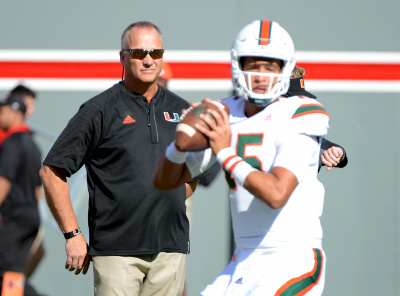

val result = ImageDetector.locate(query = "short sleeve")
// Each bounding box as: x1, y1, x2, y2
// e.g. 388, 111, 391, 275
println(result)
43, 102, 101, 177
290, 101, 330, 137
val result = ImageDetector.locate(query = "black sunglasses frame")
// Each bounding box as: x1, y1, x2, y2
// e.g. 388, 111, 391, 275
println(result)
122, 49, 164, 60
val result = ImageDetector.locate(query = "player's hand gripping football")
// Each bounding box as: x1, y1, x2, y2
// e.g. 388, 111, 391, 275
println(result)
195, 98, 231, 155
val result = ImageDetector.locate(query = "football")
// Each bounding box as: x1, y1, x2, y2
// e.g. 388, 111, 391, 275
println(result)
175, 101, 229, 151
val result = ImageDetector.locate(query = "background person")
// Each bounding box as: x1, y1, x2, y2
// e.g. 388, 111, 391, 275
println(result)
39, 21, 197, 296
3, 84, 45, 279
0, 84, 45, 280
0, 93, 43, 296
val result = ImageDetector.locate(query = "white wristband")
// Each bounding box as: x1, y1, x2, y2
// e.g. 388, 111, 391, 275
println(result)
165, 142, 189, 164
216, 147, 257, 186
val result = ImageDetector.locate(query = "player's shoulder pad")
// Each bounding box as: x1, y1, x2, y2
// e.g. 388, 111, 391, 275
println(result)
290, 97, 330, 137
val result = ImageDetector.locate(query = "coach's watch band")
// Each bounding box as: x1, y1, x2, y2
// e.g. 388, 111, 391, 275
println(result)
63, 227, 81, 239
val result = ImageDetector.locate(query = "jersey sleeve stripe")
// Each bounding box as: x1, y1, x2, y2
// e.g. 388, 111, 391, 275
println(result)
275, 248, 324, 296
292, 109, 330, 119
292, 104, 329, 119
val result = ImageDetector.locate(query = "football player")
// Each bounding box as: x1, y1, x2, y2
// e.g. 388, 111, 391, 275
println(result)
153, 20, 329, 295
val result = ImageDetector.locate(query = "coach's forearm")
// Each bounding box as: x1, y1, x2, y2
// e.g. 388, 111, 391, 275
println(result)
39, 165, 79, 233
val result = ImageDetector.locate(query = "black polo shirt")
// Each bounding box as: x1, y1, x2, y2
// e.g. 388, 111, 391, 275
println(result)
44, 83, 190, 256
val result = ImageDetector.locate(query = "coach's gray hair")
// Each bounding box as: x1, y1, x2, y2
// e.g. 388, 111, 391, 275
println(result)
121, 21, 163, 49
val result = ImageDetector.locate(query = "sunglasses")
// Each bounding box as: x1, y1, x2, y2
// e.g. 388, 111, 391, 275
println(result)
122, 48, 164, 60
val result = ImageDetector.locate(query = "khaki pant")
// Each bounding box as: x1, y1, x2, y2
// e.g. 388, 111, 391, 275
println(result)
93, 253, 187, 296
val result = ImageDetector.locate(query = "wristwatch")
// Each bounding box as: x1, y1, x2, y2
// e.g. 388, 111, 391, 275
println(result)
63, 227, 81, 239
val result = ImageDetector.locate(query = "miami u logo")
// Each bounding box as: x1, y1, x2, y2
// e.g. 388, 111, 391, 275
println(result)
164, 112, 180, 122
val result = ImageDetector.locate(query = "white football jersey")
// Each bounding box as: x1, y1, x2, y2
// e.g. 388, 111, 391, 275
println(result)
222, 95, 330, 251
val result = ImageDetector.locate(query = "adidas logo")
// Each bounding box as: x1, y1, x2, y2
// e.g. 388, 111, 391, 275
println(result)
264, 114, 271, 121
123, 115, 135, 124
235, 277, 243, 284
